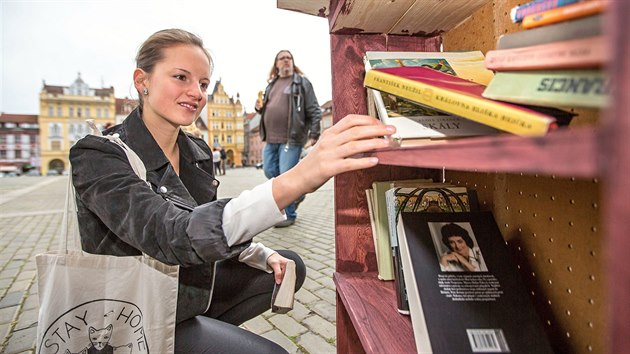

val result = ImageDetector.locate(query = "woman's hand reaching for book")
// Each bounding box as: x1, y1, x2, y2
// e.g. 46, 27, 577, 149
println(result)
272, 114, 395, 210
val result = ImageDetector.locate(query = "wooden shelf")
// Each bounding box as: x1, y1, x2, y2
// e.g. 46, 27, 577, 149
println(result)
278, 0, 490, 35
371, 126, 598, 178
334, 272, 416, 354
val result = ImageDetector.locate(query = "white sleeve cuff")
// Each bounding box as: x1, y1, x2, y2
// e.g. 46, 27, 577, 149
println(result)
222, 178, 285, 247
238, 242, 276, 272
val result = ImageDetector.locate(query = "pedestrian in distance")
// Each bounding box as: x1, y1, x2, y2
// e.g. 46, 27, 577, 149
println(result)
255, 49, 321, 228
70, 28, 396, 354
212, 146, 222, 176
220, 146, 227, 175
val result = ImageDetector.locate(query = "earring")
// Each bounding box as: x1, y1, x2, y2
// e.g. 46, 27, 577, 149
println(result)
143, 87, 149, 95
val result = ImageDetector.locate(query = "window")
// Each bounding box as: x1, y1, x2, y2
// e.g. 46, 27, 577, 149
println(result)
227, 112, 233, 118
85, 107, 90, 118
51, 140, 62, 150
6, 150, 15, 159
97, 108, 102, 118
213, 136, 219, 146
69, 107, 74, 117
226, 123, 233, 130
104, 109, 110, 118
48, 106, 54, 116
15, 150, 22, 159
237, 136, 244, 143
6, 135, 15, 144
5, 123, 16, 128
57, 106, 62, 116
22, 150, 30, 159
49, 123, 62, 138
227, 135, 233, 144
237, 123, 243, 129
212, 122, 219, 130
21, 135, 30, 144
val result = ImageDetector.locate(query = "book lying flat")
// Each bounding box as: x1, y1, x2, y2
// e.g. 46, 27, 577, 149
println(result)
497, 14, 602, 49
364, 66, 563, 136
369, 88, 501, 145
271, 259, 296, 314
483, 70, 608, 109
510, 0, 580, 23
397, 211, 554, 353
486, 35, 609, 71
522, 0, 606, 29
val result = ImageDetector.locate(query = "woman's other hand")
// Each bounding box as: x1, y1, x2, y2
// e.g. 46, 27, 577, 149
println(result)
267, 252, 290, 284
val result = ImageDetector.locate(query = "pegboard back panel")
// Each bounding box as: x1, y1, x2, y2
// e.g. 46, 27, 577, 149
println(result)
442, 0, 522, 53
442, 0, 601, 128
448, 170, 605, 354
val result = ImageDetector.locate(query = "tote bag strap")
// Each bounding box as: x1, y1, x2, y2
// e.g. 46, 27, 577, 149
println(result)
86, 119, 149, 185
59, 170, 81, 252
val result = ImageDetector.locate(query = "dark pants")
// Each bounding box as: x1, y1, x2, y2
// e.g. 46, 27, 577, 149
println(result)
174, 250, 306, 353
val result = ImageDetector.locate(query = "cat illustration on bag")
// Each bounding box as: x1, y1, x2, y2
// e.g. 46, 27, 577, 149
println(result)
64, 324, 133, 354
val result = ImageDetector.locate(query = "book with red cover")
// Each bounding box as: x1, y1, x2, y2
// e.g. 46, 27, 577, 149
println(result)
365, 66, 573, 136
486, 35, 609, 71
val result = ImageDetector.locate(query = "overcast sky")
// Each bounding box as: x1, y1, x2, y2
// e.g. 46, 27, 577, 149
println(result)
1, 0, 332, 115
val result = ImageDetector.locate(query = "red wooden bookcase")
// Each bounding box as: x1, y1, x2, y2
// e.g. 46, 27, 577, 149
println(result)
278, 1, 629, 353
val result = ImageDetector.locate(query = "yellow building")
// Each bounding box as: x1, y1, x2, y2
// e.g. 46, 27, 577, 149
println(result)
206, 80, 245, 167
39, 73, 115, 175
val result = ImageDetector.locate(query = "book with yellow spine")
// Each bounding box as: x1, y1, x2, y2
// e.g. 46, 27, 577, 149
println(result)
364, 66, 562, 136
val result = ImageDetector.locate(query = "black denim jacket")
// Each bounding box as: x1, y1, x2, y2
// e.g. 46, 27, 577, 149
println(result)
69, 108, 250, 323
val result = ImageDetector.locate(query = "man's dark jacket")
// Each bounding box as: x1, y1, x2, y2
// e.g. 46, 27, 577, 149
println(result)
258, 73, 321, 145
69, 108, 250, 323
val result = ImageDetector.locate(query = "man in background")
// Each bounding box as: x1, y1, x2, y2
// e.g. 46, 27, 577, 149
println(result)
255, 50, 321, 227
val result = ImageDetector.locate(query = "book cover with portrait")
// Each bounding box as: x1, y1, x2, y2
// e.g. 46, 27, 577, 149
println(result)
396, 211, 554, 353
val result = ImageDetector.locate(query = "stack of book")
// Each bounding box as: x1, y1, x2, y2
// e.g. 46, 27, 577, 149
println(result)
363, 51, 501, 146
482, 0, 609, 109
367, 178, 555, 353
365, 179, 479, 311
364, 52, 575, 139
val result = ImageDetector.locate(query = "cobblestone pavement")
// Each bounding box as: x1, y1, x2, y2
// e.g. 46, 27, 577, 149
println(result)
0, 168, 337, 354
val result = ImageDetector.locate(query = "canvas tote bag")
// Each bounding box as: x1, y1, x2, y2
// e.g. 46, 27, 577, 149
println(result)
36, 124, 179, 354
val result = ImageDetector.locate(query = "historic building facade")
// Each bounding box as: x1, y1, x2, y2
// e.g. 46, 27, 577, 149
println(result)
39, 73, 115, 174
206, 80, 245, 167
243, 112, 263, 166
0, 113, 40, 175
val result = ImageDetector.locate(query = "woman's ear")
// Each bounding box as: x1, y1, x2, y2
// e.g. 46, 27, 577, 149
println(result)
133, 68, 147, 93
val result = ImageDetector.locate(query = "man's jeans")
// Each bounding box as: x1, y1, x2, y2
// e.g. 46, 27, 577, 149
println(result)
263, 143, 303, 219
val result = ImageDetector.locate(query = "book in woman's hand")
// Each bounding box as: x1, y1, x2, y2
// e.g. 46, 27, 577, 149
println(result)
271, 260, 296, 314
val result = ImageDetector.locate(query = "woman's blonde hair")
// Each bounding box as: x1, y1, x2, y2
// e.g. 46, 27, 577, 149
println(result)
135, 29, 213, 109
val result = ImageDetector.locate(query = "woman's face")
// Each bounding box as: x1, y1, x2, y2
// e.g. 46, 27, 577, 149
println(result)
447, 236, 469, 257
141, 44, 210, 128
